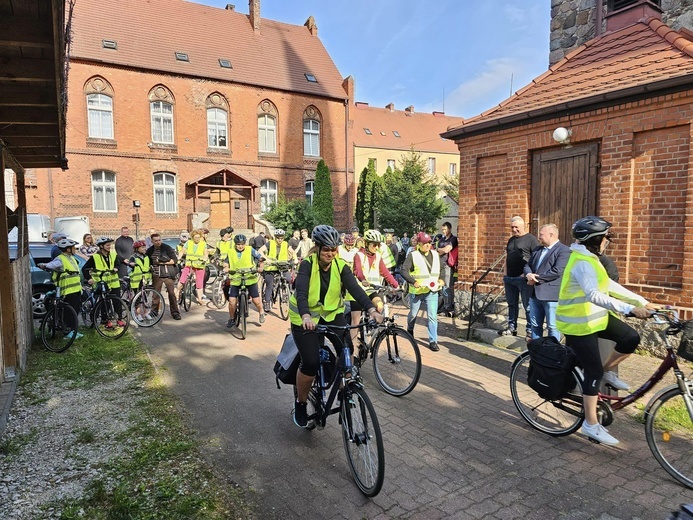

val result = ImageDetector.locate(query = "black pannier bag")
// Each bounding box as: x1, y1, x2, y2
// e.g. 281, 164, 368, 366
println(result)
274, 333, 301, 388
527, 336, 577, 400
678, 320, 693, 363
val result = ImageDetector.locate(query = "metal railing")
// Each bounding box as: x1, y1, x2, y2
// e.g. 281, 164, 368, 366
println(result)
465, 252, 506, 340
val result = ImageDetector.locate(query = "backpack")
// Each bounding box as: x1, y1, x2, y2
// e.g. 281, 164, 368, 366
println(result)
527, 336, 577, 400
273, 333, 301, 388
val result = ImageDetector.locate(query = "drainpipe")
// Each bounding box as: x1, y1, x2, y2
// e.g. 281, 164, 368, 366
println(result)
344, 98, 350, 227
47, 168, 55, 223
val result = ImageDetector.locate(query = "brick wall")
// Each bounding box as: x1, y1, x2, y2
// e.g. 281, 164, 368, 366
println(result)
454, 89, 693, 313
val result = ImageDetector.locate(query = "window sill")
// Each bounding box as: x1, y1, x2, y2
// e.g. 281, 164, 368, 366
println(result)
86, 138, 117, 149
149, 142, 178, 153
207, 147, 231, 156
303, 156, 321, 163
258, 152, 280, 162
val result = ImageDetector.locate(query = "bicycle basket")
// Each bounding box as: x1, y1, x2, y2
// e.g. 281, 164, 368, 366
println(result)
677, 320, 693, 363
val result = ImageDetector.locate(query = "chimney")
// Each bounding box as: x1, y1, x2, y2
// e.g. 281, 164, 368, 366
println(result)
342, 76, 354, 104
404, 105, 414, 113
304, 16, 318, 36
606, 0, 662, 32
225, 4, 235, 11
385, 103, 394, 111
432, 111, 445, 117
249, 0, 260, 31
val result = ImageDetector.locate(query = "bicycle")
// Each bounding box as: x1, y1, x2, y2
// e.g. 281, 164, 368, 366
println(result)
295, 321, 385, 497
211, 270, 228, 309
229, 267, 259, 340
86, 269, 131, 339
178, 272, 196, 312
355, 284, 421, 396
39, 270, 79, 353
260, 260, 293, 321
130, 276, 165, 327
509, 309, 693, 489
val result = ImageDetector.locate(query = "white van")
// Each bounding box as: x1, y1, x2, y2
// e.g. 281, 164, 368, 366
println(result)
8, 213, 51, 243
55, 216, 90, 243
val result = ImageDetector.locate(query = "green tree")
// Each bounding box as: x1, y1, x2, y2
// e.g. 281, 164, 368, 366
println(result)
312, 159, 334, 225
377, 150, 448, 236
437, 170, 460, 203
354, 158, 378, 231
263, 192, 315, 232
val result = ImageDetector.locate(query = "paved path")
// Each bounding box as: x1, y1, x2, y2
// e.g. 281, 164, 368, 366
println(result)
134, 298, 691, 519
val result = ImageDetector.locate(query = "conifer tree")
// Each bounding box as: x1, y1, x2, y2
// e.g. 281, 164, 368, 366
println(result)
312, 159, 334, 226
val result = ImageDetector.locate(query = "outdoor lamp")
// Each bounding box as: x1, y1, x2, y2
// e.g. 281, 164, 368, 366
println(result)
133, 200, 141, 208
552, 127, 572, 144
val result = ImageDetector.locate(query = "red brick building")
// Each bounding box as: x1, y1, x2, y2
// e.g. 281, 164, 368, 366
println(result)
28, 0, 351, 237
443, 1, 693, 314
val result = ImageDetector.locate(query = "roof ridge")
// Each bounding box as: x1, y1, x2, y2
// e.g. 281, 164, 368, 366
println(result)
647, 17, 693, 58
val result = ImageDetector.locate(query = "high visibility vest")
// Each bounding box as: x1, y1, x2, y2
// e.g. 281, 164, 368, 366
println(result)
184, 240, 207, 269
264, 240, 289, 271
217, 240, 232, 262
176, 242, 186, 258
228, 246, 258, 286
289, 254, 346, 325
52, 254, 81, 296
337, 245, 357, 268
129, 255, 151, 290
556, 251, 610, 336
380, 243, 396, 269
93, 251, 120, 289
408, 249, 440, 294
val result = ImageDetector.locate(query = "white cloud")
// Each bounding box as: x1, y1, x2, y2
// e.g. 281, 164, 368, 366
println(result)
503, 4, 527, 25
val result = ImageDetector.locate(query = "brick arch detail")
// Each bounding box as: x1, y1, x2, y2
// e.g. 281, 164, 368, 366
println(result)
148, 84, 175, 104
206, 92, 229, 111
84, 76, 115, 97
303, 105, 322, 123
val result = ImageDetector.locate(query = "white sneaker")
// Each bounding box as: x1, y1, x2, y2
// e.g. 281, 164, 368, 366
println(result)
602, 370, 630, 391
580, 421, 619, 446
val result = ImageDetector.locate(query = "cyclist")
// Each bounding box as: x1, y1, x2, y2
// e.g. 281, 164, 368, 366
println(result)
176, 231, 190, 259
129, 240, 153, 320
337, 233, 358, 267
259, 229, 293, 313
556, 216, 655, 446
224, 234, 266, 327
288, 224, 384, 428
82, 237, 125, 328
38, 238, 83, 340
215, 226, 234, 262
176, 229, 208, 305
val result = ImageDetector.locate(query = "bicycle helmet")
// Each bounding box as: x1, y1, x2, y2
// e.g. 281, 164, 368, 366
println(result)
343, 233, 355, 246
312, 225, 340, 248
364, 229, 383, 244
416, 232, 432, 244
234, 234, 247, 244
96, 237, 114, 246
274, 229, 286, 237
57, 238, 78, 249
133, 240, 146, 249
572, 216, 612, 242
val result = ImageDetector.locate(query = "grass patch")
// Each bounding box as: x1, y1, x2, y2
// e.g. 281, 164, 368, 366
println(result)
0, 428, 38, 455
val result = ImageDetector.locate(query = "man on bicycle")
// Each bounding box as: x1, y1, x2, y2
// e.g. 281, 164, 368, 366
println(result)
224, 234, 265, 328
288, 225, 383, 428
82, 237, 125, 328
557, 216, 655, 445
258, 229, 293, 313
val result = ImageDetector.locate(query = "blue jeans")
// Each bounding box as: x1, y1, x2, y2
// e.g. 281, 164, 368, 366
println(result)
503, 275, 531, 334
529, 297, 560, 341
407, 291, 439, 343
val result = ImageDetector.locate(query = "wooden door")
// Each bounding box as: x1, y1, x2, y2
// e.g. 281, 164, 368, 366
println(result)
531, 143, 599, 243
209, 189, 230, 229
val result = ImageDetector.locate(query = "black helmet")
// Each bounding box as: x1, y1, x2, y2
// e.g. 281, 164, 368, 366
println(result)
312, 225, 340, 248
572, 216, 612, 242
233, 234, 247, 244
220, 226, 233, 237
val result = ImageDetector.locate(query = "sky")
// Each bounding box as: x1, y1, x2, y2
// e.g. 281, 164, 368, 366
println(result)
193, 0, 551, 118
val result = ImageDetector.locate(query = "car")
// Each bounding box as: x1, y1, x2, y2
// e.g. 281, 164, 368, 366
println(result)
9, 242, 86, 318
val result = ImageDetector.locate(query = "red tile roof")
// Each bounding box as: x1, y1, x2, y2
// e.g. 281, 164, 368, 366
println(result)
69, 0, 348, 100
444, 17, 693, 138
351, 104, 463, 153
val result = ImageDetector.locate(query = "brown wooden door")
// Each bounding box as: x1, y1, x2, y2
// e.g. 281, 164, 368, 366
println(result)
531, 143, 599, 243
209, 189, 231, 229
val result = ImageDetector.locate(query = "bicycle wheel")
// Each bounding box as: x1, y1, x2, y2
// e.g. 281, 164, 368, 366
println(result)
645, 386, 693, 489
80, 295, 95, 328
182, 279, 192, 312
131, 288, 165, 327
340, 385, 385, 497
94, 296, 130, 339
211, 278, 227, 309
205, 263, 218, 286
372, 327, 421, 396
239, 292, 247, 340
40, 302, 78, 353
509, 351, 584, 436
278, 282, 289, 321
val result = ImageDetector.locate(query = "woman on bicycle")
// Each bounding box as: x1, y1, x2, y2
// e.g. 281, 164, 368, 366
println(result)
557, 216, 655, 445
259, 228, 293, 313
224, 234, 265, 328
177, 229, 208, 305
289, 225, 384, 428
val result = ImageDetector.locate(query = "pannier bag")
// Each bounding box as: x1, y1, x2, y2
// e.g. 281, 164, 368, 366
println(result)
678, 320, 693, 363
527, 336, 577, 400
274, 333, 301, 388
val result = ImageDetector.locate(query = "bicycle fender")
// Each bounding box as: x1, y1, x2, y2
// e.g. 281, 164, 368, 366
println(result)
643, 384, 680, 414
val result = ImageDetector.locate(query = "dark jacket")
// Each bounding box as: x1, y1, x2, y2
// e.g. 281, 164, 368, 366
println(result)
146, 243, 179, 279
522, 241, 571, 301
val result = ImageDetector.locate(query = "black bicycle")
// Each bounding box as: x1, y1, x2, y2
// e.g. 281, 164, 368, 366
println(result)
260, 261, 293, 321
86, 270, 130, 339
230, 267, 258, 340
130, 276, 165, 327
39, 271, 79, 353
178, 272, 195, 312
211, 271, 228, 309
295, 321, 385, 497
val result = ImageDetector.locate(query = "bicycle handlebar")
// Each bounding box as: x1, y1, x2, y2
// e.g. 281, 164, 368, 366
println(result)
308, 320, 379, 335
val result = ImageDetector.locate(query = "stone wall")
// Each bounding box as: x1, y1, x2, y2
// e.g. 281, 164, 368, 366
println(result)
550, 0, 693, 66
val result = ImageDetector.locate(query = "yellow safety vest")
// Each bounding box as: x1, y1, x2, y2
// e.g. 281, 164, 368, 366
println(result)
52, 254, 81, 296
337, 245, 357, 268
556, 251, 610, 336
93, 251, 120, 289
217, 240, 232, 262
408, 249, 440, 294
185, 240, 207, 269
228, 246, 258, 286
264, 240, 289, 272
380, 243, 396, 269
289, 254, 346, 325
129, 255, 151, 290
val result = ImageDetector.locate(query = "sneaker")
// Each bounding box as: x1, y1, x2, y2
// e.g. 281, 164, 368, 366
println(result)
429, 342, 440, 352
172, 313, 182, 321
259, 313, 266, 324
580, 421, 619, 446
226, 318, 235, 328
293, 401, 308, 428
116, 319, 126, 327
602, 371, 630, 391
105, 320, 114, 330
498, 327, 517, 336
66, 330, 84, 340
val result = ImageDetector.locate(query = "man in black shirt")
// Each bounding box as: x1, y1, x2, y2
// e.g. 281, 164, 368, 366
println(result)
500, 216, 539, 338
146, 233, 181, 320
436, 221, 458, 314
114, 226, 134, 279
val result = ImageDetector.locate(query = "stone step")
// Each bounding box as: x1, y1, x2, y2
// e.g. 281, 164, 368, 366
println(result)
484, 313, 528, 332
472, 327, 527, 352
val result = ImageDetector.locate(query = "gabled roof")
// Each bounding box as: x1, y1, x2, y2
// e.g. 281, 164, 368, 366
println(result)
443, 17, 693, 139
70, 0, 347, 101
351, 104, 463, 153
186, 168, 258, 188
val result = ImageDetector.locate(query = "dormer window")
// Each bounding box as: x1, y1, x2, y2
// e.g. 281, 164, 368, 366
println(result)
380, 131, 386, 136
305, 73, 317, 83
102, 39, 117, 50
175, 52, 189, 62
393, 131, 401, 138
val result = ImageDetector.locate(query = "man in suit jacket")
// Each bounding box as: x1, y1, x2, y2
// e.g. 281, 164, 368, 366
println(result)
523, 223, 571, 341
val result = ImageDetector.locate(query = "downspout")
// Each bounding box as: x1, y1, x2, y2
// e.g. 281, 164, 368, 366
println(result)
47, 168, 55, 223
344, 98, 350, 227
595, 0, 604, 37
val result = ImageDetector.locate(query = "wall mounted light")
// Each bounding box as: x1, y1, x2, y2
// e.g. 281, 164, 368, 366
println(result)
552, 127, 572, 144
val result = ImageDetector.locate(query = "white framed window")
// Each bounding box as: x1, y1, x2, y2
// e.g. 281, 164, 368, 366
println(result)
303, 119, 320, 156
305, 180, 314, 205
207, 108, 228, 148
427, 157, 436, 175
258, 114, 276, 153
261, 179, 278, 213
87, 94, 114, 139
449, 163, 457, 176
150, 101, 174, 144
387, 159, 395, 170
153, 172, 177, 213
91, 170, 117, 212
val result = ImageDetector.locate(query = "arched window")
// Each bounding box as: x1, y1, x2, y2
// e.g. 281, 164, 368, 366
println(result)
260, 179, 278, 213
257, 100, 278, 153
148, 85, 175, 144
91, 170, 117, 211
84, 76, 115, 139
305, 180, 314, 205
303, 106, 322, 157
206, 93, 229, 148
153, 172, 177, 213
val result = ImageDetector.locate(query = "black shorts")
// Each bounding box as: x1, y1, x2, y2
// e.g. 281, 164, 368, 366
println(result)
226, 282, 259, 299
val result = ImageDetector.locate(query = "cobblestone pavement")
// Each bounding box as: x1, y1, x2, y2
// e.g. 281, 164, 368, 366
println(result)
134, 299, 692, 519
